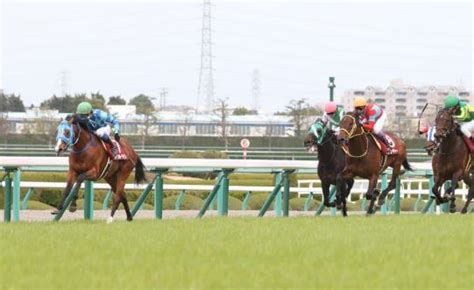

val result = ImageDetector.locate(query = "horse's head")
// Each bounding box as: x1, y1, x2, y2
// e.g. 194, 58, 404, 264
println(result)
337, 113, 359, 144
434, 108, 457, 142
54, 115, 79, 156
304, 120, 329, 152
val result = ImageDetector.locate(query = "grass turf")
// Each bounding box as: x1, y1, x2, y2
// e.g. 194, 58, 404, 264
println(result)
1, 215, 472, 290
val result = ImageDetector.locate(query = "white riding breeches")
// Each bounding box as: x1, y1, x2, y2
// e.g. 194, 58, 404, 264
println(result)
94, 125, 112, 138
372, 111, 386, 134
460, 120, 474, 138
427, 126, 436, 142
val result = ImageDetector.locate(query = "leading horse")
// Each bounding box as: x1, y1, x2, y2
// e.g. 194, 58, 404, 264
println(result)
304, 119, 354, 216
53, 115, 146, 222
337, 113, 412, 215
431, 109, 473, 213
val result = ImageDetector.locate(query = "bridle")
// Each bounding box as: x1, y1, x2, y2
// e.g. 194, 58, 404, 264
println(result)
56, 121, 82, 151
339, 115, 369, 158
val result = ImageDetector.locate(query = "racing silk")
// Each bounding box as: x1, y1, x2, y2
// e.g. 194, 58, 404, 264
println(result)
321, 106, 344, 131
87, 109, 120, 134
361, 103, 383, 131
454, 102, 474, 122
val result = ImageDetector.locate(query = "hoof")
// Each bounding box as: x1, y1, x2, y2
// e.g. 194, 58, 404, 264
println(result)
69, 205, 77, 213
127, 216, 133, 222
106, 216, 114, 224
449, 206, 456, 214
461, 209, 467, 214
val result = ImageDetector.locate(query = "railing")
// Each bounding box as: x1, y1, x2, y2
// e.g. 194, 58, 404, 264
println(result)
0, 144, 432, 161
2, 156, 462, 223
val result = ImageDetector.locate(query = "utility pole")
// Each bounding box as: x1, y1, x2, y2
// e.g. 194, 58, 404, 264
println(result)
197, 0, 214, 113
251, 69, 261, 112
328, 77, 336, 102
60, 70, 69, 97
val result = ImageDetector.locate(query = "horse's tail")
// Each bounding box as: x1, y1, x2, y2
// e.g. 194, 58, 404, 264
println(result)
402, 158, 413, 171
134, 156, 147, 184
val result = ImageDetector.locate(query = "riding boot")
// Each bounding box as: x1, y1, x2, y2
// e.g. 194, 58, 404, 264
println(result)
102, 135, 118, 158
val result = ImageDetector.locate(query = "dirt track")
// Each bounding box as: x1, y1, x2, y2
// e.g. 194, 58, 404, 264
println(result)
2, 210, 331, 222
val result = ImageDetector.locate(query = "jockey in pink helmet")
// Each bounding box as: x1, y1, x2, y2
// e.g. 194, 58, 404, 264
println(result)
320, 101, 345, 133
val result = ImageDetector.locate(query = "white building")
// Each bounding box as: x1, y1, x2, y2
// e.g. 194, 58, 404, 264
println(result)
341, 80, 473, 119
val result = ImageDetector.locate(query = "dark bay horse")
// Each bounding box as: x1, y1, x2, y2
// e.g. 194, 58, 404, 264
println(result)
336, 113, 412, 214
53, 115, 146, 222
431, 109, 473, 213
304, 120, 354, 216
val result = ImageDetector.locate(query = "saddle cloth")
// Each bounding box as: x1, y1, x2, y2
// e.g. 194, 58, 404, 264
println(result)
100, 140, 128, 160
462, 135, 474, 153
369, 134, 399, 156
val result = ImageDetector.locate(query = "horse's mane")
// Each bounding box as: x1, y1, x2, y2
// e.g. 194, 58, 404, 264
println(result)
69, 114, 91, 132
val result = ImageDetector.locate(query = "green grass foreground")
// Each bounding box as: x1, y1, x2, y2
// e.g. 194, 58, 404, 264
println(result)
1, 215, 473, 290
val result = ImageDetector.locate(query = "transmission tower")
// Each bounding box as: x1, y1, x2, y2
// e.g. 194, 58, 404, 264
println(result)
159, 88, 168, 109
251, 69, 261, 111
197, 0, 214, 113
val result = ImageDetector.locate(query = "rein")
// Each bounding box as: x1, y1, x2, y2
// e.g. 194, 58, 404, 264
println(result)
340, 115, 369, 158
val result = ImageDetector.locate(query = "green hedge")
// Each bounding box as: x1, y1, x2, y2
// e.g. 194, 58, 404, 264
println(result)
289, 197, 319, 211
163, 194, 204, 210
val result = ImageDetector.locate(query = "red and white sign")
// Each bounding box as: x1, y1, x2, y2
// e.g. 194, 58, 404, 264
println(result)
240, 138, 250, 160
240, 138, 250, 149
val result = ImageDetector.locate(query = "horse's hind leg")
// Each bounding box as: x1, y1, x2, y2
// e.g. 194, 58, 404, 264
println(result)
107, 168, 134, 223
461, 174, 473, 214
377, 165, 401, 208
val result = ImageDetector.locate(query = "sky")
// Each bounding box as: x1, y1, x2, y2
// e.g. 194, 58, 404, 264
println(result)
0, 0, 472, 113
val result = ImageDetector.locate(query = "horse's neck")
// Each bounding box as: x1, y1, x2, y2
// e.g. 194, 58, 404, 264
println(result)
72, 125, 92, 152
317, 136, 336, 162
347, 128, 367, 153
440, 131, 464, 153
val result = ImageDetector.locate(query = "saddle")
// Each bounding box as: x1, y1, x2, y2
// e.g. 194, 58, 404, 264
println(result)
462, 135, 474, 153
100, 140, 128, 160
369, 134, 399, 156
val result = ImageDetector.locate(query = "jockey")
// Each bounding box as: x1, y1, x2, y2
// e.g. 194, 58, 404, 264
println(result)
76, 101, 121, 157
321, 101, 344, 133
353, 96, 398, 155
444, 95, 474, 140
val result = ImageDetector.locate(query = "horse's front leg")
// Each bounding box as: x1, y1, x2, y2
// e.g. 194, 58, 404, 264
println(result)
431, 175, 446, 206
51, 170, 77, 215
321, 180, 334, 208
366, 175, 379, 215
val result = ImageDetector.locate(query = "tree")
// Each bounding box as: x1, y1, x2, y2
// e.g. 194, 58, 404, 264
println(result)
213, 98, 231, 150
90, 92, 107, 111
285, 98, 311, 137
129, 94, 155, 114
178, 108, 193, 148
233, 107, 257, 115
108, 96, 126, 105
0, 113, 9, 143
40, 93, 105, 113
0, 93, 26, 112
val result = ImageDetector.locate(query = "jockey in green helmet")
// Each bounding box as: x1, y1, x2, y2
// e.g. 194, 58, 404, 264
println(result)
76, 101, 121, 157
444, 95, 474, 140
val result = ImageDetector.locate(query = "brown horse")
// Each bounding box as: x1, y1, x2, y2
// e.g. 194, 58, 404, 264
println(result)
431, 109, 473, 213
53, 115, 146, 222
336, 113, 412, 214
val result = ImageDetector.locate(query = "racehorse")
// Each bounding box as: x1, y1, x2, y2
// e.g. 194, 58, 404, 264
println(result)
431, 109, 473, 213
53, 115, 146, 222
304, 119, 354, 216
336, 113, 412, 215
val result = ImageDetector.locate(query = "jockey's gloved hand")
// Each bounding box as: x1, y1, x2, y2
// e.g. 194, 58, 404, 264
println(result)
114, 133, 120, 142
